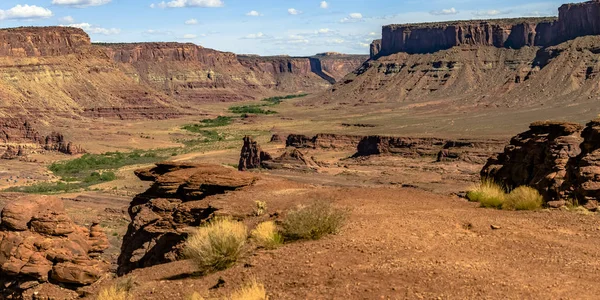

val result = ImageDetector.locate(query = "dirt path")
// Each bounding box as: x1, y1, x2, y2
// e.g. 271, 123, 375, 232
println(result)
106, 187, 600, 299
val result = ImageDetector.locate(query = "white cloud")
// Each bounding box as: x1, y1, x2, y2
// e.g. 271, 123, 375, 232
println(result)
320, 1, 328, 9
58, 16, 74, 23
151, 0, 224, 8
51, 0, 111, 8
183, 34, 197, 39
368, 32, 378, 36
0, 5, 53, 20
330, 38, 344, 44
340, 13, 363, 23
473, 9, 509, 17
246, 10, 262, 16
144, 29, 173, 35
317, 28, 331, 34
184, 18, 198, 25
243, 32, 267, 39
288, 8, 302, 15
359, 42, 370, 48
65, 23, 120, 35
430, 8, 459, 16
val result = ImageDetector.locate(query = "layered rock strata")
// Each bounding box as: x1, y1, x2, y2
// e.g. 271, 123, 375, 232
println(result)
118, 162, 257, 274
482, 120, 600, 207
379, 1, 600, 56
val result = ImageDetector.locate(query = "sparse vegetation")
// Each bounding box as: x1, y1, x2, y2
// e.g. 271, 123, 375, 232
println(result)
230, 279, 268, 300
251, 221, 283, 249
504, 186, 543, 211
97, 277, 135, 300
282, 201, 347, 241
254, 200, 267, 216
467, 179, 507, 209
184, 218, 248, 272
468, 179, 543, 211
4, 171, 117, 194
262, 93, 308, 105
182, 116, 233, 133
49, 151, 162, 177
229, 105, 277, 115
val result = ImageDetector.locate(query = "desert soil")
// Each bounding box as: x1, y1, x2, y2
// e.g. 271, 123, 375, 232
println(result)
85, 185, 600, 299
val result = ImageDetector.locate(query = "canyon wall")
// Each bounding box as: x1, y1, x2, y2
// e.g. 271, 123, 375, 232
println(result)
379, 1, 600, 56
0, 27, 366, 120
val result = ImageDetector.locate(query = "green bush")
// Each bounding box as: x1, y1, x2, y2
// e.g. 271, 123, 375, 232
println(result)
228, 105, 277, 115
262, 93, 308, 105
504, 186, 543, 211
282, 201, 347, 241
182, 116, 233, 133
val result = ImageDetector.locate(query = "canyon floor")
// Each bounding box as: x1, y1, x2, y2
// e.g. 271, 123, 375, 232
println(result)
2, 95, 600, 299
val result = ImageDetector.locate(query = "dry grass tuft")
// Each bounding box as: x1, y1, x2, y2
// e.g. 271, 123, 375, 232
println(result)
251, 221, 283, 249
282, 201, 347, 241
504, 186, 543, 211
230, 279, 268, 300
185, 292, 205, 300
467, 179, 507, 209
97, 287, 131, 300
184, 218, 248, 272
254, 200, 267, 216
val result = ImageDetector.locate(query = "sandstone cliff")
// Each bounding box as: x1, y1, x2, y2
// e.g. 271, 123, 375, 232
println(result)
0, 27, 367, 119
379, 1, 600, 56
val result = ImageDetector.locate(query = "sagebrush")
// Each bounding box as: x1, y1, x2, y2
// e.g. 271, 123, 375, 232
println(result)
282, 201, 347, 241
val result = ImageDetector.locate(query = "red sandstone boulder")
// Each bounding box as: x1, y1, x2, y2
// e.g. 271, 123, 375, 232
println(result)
0, 195, 109, 296
119, 162, 257, 274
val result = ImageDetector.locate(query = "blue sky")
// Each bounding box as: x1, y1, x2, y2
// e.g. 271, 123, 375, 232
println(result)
0, 0, 585, 56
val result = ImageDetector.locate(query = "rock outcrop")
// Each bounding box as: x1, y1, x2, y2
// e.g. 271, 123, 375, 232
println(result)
118, 162, 257, 274
238, 136, 272, 171
0, 195, 109, 296
262, 149, 319, 171
378, 1, 600, 56
482, 122, 584, 200
286, 134, 364, 150
0, 118, 84, 156
482, 119, 600, 208
370, 39, 382, 59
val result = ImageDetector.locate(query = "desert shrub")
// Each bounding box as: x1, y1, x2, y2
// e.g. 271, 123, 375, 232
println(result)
184, 218, 247, 272
254, 200, 267, 216
185, 293, 205, 300
467, 179, 506, 209
282, 201, 347, 241
97, 286, 131, 300
230, 279, 267, 300
251, 221, 283, 249
504, 186, 543, 211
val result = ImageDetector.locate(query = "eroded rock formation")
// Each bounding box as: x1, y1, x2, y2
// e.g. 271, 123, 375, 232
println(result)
482, 122, 584, 200
238, 136, 272, 171
0, 118, 84, 156
0, 195, 109, 296
262, 149, 319, 171
482, 119, 600, 208
118, 162, 257, 274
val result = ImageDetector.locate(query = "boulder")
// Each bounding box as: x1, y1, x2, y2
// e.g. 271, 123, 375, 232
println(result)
0, 195, 109, 297
118, 162, 257, 274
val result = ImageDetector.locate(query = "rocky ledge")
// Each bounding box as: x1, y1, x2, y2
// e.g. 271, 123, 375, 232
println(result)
482, 120, 600, 209
0, 195, 109, 297
118, 162, 257, 274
